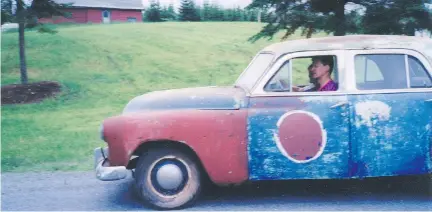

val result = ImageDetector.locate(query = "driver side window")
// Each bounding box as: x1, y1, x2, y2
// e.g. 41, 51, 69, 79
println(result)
264, 55, 339, 92
264, 61, 290, 92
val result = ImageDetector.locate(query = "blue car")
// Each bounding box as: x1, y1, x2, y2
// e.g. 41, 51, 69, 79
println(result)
94, 35, 432, 210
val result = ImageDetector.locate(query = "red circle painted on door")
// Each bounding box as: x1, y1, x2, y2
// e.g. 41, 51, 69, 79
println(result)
274, 110, 326, 163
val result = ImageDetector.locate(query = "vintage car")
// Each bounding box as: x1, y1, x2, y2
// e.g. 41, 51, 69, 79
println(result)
94, 35, 432, 210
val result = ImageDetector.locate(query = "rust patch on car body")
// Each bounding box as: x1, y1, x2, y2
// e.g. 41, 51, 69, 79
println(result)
102, 109, 249, 185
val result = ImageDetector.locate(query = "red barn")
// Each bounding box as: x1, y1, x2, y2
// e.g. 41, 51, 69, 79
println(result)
39, 0, 144, 24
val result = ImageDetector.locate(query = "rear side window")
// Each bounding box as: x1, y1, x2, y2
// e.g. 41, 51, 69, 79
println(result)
355, 55, 384, 84
408, 55, 432, 88
354, 54, 432, 90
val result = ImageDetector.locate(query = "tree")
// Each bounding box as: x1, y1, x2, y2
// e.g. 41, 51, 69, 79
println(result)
247, 0, 432, 42
144, 0, 162, 22
9, 0, 71, 84
361, 0, 432, 35
165, 3, 177, 21
179, 0, 200, 21
244, 8, 258, 22
201, 0, 211, 21
345, 9, 363, 34
208, 3, 223, 21
1, 0, 14, 24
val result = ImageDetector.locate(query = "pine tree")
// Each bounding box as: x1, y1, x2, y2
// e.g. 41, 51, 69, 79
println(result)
233, 7, 242, 21
223, 8, 232, 21
202, 0, 211, 21
179, 0, 200, 21
362, 0, 432, 35
208, 3, 216, 21
1, 0, 14, 24
159, 2, 176, 21
213, 4, 224, 21
247, 0, 432, 42
144, 0, 162, 22
245, 8, 258, 22
167, 3, 177, 20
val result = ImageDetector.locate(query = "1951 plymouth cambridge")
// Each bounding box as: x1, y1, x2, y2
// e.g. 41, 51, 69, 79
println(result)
94, 35, 432, 210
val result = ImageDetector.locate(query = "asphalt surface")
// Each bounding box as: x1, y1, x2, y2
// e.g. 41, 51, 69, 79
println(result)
2, 170, 432, 211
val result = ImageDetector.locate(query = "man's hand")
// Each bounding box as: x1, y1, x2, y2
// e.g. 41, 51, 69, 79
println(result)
292, 86, 301, 92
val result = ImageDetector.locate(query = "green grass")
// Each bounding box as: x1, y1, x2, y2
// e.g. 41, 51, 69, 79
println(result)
1, 22, 327, 172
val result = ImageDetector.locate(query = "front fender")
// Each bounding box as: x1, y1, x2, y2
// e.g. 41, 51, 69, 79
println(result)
102, 109, 249, 184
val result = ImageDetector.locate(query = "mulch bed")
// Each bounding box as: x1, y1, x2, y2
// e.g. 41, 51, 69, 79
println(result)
1, 81, 62, 105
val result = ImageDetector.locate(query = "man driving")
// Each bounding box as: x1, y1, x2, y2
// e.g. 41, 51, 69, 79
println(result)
299, 64, 318, 92
294, 56, 338, 92
310, 56, 338, 91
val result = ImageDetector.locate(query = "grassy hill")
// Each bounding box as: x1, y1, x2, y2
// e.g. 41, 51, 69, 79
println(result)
1, 22, 320, 172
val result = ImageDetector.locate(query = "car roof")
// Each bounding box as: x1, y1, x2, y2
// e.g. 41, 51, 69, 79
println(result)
260, 35, 432, 60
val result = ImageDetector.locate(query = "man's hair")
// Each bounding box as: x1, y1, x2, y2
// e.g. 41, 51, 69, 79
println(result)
312, 56, 334, 74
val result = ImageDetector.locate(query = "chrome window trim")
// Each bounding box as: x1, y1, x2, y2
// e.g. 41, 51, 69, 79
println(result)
250, 88, 432, 97
250, 50, 347, 96
289, 60, 293, 92
249, 48, 432, 97
405, 55, 411, 88
407, 54, 432, 87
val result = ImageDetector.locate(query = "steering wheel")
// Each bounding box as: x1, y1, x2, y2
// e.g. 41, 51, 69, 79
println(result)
276, 79, 289, 90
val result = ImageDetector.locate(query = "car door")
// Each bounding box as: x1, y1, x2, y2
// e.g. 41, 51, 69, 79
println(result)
346, 49, 432, 178
246, 50, 352, 181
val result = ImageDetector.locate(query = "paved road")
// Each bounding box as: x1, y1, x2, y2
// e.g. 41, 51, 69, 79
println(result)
2, 171, 432, 211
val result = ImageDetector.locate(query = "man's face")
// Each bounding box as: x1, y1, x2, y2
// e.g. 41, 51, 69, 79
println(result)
311, 60, 330, 79
308, 66, 315, 83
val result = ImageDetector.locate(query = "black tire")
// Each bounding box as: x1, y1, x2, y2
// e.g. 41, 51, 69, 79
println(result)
134, 147, 202, 210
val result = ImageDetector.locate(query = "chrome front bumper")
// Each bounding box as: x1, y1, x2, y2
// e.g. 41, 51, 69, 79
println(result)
94, 147, 128, 181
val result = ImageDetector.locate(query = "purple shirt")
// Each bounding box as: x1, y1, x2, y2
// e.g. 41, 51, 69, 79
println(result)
318, 80, 338, 91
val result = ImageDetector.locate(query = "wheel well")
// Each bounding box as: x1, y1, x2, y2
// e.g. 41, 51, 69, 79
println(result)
127, 140, 213, 184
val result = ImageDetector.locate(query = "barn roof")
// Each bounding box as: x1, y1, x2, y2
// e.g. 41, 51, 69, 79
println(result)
55, 0, 144, 10
261, 35, 432, 61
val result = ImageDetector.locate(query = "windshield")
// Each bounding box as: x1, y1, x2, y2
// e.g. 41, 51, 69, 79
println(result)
235, 53, 274, 91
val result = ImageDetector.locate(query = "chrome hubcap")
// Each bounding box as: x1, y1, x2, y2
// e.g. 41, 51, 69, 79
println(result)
150, 158, 189, 196
156, 163, 184, 190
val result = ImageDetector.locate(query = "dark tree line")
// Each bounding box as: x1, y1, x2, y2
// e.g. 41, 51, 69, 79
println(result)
143, 0, 432, 41
143, 0, 263, 22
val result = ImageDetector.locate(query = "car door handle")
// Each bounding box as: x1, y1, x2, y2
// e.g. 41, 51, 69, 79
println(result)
426, 99, 432, 102
330, 101, 348, 108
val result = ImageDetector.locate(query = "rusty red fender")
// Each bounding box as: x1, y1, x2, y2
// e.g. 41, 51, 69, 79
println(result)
102, 109, 249, 184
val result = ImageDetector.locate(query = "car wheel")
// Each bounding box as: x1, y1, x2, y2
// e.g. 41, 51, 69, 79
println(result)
134, 147, 202, 210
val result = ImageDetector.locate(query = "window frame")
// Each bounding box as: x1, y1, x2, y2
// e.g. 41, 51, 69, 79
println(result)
263, 60, 292, 92
353, 53, 408, 90
234, 52, 275, 93
251, 50, 347, 97
345, 49, 432, 94
407, 55, 432, 88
